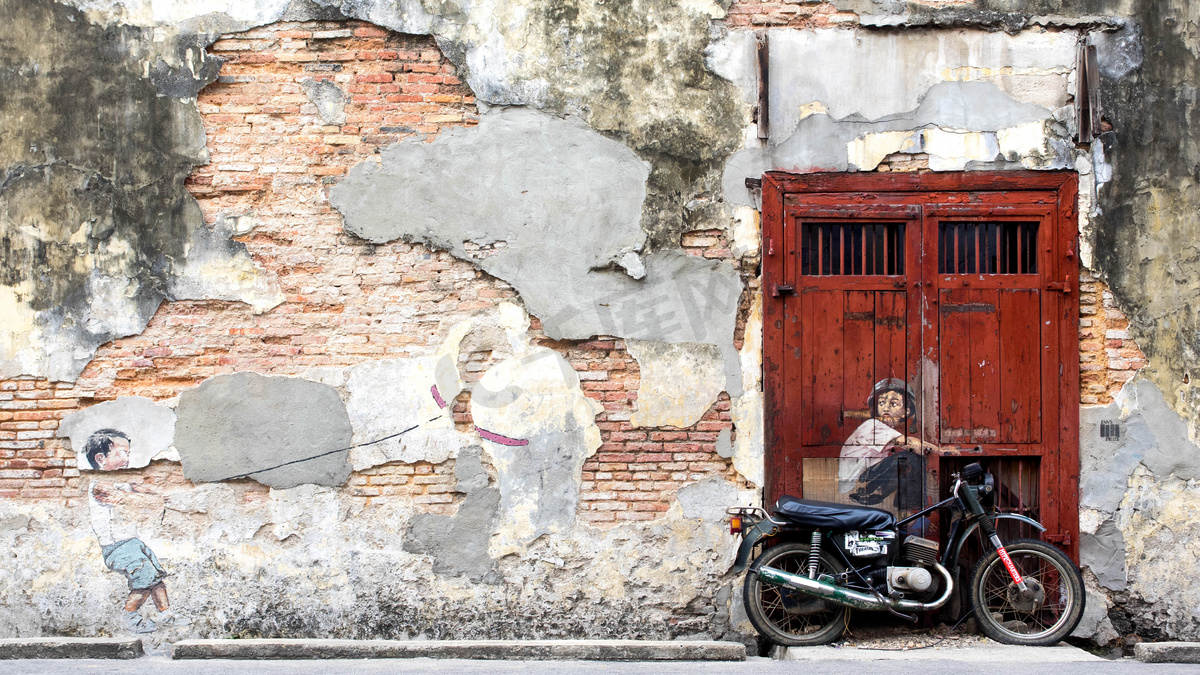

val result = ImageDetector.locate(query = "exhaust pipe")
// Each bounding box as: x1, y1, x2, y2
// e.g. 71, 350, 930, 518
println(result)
756, 563, 954, 612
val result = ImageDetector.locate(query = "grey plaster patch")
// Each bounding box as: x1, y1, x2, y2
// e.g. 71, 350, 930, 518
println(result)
455, 444, 490, 493
404, 445, 500, 581
332, 107, 648, 254
627, 340, 725, 429
58, 397, 176, 470
677, 478, 738, 521
332, 107, 744, 392
300, 78, 347, 126
715, 428, 733, 459
1081, 518, 1128, 591
174, 372, 352, 488
1124, 379, 1200, 480
1080, 400, 1146, 513
1081, 378, 1200, 513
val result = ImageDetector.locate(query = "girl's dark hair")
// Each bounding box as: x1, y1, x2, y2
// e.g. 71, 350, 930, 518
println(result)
84, 429, 130, 470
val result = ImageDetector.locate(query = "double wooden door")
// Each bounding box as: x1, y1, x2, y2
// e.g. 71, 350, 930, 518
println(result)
762, 172, 1080, 560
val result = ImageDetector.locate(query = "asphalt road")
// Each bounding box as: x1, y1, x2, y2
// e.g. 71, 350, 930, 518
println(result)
0, 658, 1197, 675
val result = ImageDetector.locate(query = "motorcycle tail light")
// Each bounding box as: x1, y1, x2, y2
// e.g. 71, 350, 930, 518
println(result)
729, 516, 742, 535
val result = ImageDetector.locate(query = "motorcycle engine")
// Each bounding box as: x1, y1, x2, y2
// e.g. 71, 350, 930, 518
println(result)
885, 535, 940, 595
887, 566, 933, 593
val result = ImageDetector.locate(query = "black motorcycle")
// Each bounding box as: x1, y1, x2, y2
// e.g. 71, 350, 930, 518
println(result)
727, 462, 1085, 646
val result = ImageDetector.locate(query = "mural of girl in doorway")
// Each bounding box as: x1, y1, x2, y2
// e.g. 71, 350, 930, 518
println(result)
839, 378, 949, 514
85, 429, 187, 633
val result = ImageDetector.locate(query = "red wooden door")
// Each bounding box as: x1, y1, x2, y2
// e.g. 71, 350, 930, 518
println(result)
762, 172, 1080, 560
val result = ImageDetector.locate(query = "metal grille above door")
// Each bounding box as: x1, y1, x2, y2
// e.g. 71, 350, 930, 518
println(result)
801, 222, 906, 276
938, 221, 1038, 274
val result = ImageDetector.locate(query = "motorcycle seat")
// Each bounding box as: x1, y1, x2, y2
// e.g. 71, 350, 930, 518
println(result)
772, 496, 896, 531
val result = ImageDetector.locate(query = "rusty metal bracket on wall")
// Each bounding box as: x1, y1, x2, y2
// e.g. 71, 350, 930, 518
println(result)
1076, 43, 1102, 143
756, 31, 769, 141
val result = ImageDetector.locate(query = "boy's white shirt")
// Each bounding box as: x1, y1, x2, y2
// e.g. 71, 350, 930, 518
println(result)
837, 418, 902, 494
88, 481, 137, 546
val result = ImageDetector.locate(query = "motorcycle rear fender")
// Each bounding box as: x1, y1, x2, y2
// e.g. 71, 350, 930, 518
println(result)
732, 519, 779, 573
945, 513, 1045, 570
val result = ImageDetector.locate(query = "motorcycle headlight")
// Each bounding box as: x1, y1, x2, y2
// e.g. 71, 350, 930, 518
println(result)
979, 472, 995, 507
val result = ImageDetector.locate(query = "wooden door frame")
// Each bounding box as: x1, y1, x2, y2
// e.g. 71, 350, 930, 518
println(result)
762, 170, 1080, 561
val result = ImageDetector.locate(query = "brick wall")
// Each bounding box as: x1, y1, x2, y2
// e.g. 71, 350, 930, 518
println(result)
1079, 272, 1148, 405
725, 0, 859, 27
0, 20, 744, 517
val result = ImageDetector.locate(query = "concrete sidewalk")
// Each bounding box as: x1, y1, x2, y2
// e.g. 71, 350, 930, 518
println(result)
2, 654, 1198, 675
171, 638, 747, 661
0, 637, 143, 660
777, 642, 1102, 662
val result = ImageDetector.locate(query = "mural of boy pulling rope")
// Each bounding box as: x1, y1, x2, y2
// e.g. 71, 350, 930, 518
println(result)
85, 429, 187, 633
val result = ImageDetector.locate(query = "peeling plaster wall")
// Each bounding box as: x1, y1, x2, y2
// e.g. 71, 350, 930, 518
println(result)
66, 0, 747, 249
627, 340, 725, 429
0, 0, 281, 381
3, 0, 1200, 649
331, 107, 747, 393
1078, 377, 1200, 641
711, 28, 1080, 207
0, 463, 752, 644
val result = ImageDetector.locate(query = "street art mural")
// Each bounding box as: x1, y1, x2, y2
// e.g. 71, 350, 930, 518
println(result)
8, 0, 1200, 646
84, 429, 187, 633
838, 378, 938, 509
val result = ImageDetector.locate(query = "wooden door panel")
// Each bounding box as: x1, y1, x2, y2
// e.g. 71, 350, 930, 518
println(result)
802, 290, 911, 448
999, 289, 1042, 443
801, 289, 844, 446
939, 288, 974, 443
843, 291, 877, 432
969, 288, 1003, 445
876, 292, 908, 388
939, 288, 1044, 445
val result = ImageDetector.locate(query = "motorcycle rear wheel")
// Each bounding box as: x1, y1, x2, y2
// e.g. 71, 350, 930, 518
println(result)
744, 542, 847, 646
969, 538, 1085, 646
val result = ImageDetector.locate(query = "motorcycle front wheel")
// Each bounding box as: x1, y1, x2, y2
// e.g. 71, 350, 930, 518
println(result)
969, 538, 1085, 646
744, 542, 847, 646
